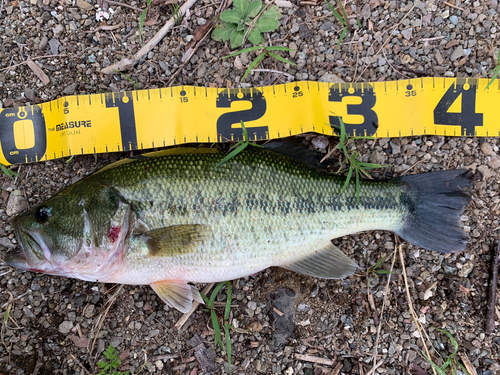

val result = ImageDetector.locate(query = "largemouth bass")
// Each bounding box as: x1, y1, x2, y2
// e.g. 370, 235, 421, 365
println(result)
5, 142, 471, 313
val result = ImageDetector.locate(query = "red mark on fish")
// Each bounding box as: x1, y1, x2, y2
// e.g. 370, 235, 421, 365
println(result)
108, 226, 121, 243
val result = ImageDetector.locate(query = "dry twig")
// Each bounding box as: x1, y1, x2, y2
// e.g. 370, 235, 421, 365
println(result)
368, 247, 397, 372
101, 0, 198, 73
486, 241, 499, 334
103, 0, 142, 12
89, 285, 124, 360
295, 353, 334, 366
399, 245, 438, 375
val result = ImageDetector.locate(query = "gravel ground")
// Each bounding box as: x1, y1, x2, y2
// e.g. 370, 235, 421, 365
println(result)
1, 0, 500, 374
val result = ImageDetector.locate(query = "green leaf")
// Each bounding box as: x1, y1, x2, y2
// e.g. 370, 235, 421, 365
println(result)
342, 165, 353, 192
224, 281, 232, 320
255, 16, 280, 33
484, 65, 499, 91
244, 0, 262, 18
220, 9, 244, 23
0, 164, 18, 181
210, 281, 227, 304
230, 29, 246, 48
223, 45, 263, 58
211, 309, 223, 349
212, 22, 237, 42
242, 51, 266, 80
225, 323, 232, 373
335, 26, 347, 50
248, 27, 263, 45
260, 5, 282, 21
236, 22, 246, 31
232, 0, 247, 16
268, 51, 296, 66
266, 46, 295, 51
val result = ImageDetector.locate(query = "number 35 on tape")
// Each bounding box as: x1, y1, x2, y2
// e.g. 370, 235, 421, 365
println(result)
0, 77, 498, 166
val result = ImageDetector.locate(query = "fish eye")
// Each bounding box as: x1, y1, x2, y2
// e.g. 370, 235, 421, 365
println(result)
34, 207, 51, 223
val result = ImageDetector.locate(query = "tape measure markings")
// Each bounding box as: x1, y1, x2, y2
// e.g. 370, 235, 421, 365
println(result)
0, 78, 499, 166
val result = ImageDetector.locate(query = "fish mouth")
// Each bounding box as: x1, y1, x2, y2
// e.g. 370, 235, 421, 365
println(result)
4, 247, 29, 270
7, 220, 51, 271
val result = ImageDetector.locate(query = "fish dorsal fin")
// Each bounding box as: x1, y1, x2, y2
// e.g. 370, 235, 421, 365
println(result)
151, 280, 203, 313
139, 224, 212, 257
96, 147, 218, 174
282, 243, 357, 279
264, 137, 323, 169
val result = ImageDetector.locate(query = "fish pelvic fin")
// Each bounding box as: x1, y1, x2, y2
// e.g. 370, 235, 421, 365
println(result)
151, 280, 203, 313
282, 243, 357, 279
140, 224, 212, 257
397, 170, 472, 253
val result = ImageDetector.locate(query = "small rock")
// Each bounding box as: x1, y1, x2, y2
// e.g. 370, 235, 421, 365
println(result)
434, 17, 444, 26
6, 190, 28, 216
435, 52, 444, 65
247, 301, 257, 310
459, 262, 474, 278
48, 38, 60, 55
197, 63, 207, 79
480, 142, 493, 155
85, 304, 95, 318
249, 322, 263, 332
63, 83, 78, 95
378, 138, 390, 147
318, 73, 345, 83
53, 24, 64, 38
76, 0, 93, 11
289, 42, 297, 58
450, 46, 465, 61
401, 28, 413, 40
370, 151, 386, 165
311, 135, 329, 151
196, 17, 206, 26
24, 88, 35, 100
59, 321, 74, 334
0, 237, 17, 249
234, 56, 243, 70
390, 139, 401, 154
450, 15, 459, 25
320, 22, 334, 32
488, 155, 500, 169
38, 36, 48, 50
478, 165, 495, 179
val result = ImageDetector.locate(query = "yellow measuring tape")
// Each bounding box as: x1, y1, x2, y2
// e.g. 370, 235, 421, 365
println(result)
0, 77, 498, 166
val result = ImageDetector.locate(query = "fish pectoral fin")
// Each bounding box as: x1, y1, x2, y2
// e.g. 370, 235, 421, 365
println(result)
140, 224, 212, 257
282, 243, 357, 279
151, 280, 203, 313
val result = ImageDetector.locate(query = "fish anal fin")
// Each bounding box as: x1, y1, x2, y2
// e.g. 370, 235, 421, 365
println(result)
151, 280, 203, 313
140, 224, 211, 257
282, 243, 357, 279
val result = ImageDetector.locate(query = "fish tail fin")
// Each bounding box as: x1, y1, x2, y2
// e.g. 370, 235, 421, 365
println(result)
396, 170, 472, 253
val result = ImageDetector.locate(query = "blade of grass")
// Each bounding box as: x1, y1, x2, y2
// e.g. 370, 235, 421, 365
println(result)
214, 143, 248, 169
210, 281, 227, 303
267, 51, 297, 65
0, 164, 18, 181
225, 323, 232, 373
224, 281, 232, 321
242, 51, 266, 81
266, 46, 296, 51
211, 309, 223, 348
335, 27, 347, 50
223, 45, 264, 58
